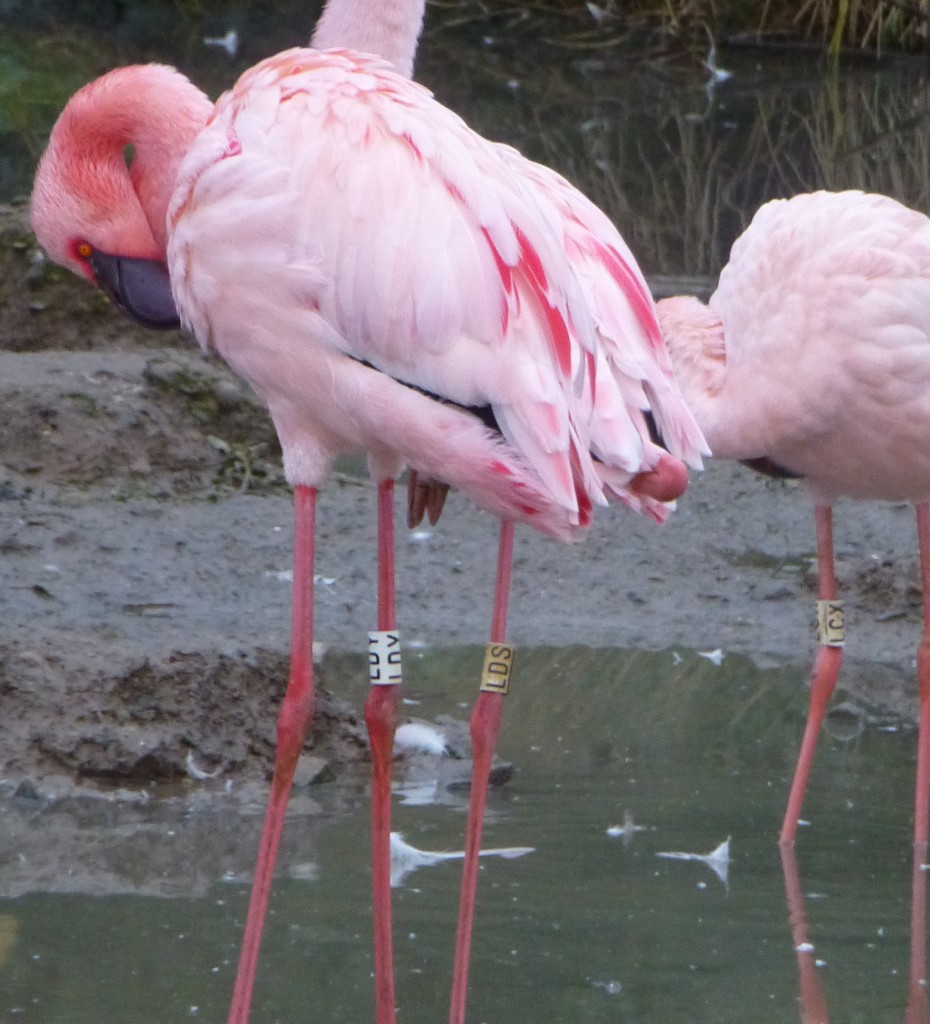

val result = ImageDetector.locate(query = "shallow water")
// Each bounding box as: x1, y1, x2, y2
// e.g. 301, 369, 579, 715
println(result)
2, 645, 925, 1022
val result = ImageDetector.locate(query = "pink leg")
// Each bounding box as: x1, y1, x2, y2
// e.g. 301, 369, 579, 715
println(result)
366, 479, 400, 1024
913, 502, 930, 848
780, 846, 831, 1024
448, 520, 516, 1024
780, 504, 844, 846
228, 485, 317, 1024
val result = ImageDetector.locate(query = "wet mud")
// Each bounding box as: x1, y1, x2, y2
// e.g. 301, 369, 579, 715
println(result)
0, 201, 924, 894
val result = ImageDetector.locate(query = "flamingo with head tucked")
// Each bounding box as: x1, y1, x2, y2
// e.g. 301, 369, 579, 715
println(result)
30, 12, 705, 1024
658, 189, 930, 850
315, 10, 705, 1015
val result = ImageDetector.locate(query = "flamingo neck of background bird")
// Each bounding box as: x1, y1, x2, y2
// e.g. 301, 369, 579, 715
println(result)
311, 0, 425, 78
655, 293, 727, 444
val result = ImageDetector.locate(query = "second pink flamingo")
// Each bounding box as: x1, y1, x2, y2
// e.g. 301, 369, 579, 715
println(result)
658, 189, 930, 849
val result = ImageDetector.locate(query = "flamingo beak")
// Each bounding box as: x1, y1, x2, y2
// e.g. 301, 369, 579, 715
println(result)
88, 251, 180, 329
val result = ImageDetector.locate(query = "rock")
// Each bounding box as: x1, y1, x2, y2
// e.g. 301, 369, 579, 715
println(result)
293, 755, 333, 788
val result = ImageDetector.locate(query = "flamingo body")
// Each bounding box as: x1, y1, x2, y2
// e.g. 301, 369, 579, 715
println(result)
167, 48, 702, 535
660, 190, 930, 502
658, 189, 930, 847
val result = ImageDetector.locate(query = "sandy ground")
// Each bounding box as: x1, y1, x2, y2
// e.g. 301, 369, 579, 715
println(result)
0, 202, 925, 894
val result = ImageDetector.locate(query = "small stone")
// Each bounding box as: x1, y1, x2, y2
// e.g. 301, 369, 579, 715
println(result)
12, 778, 47, 811
293, 755, 332, 788
212, 380, 244, 412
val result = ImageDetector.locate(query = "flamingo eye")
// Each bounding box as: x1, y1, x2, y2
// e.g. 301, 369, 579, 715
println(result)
76, 241, 93, 260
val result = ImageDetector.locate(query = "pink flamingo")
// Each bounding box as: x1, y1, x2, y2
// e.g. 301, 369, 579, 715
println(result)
30, 21, 705, 1024
658, 189, 930, 849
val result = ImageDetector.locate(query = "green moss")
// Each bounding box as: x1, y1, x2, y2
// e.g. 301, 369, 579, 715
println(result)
206, 434, 274, 491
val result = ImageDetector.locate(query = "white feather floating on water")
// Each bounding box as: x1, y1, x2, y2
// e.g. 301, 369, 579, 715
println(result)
393, 779, 440, 806
390, 832, 534, 887
203, 29, 239, 56
656, 837, 730, 887
606, 810, 648, 846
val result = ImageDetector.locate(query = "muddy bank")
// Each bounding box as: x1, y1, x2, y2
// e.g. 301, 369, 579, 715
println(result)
0, 199, 925, 795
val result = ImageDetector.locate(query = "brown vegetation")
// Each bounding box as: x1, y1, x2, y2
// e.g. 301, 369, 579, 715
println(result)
430, 0, 930, 55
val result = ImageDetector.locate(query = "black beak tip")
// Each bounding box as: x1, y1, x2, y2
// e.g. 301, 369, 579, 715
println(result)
89, 251, 180, 330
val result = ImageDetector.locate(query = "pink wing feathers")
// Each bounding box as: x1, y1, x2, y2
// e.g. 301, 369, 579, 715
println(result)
170, 49, 608, 534
514, 159, 706, 455
499, 154, 707, 518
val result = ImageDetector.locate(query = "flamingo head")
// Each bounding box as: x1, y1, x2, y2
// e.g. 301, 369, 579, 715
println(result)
30, 64, 212, 329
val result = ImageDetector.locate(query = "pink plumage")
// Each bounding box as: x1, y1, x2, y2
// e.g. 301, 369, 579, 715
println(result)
662, 190, 930, 501
659, 188, 930, 847
168, 48, 703, 537
30, 37, 705, 1024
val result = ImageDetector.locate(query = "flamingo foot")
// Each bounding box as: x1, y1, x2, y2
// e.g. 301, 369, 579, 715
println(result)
629, 451, 689, 503
407, 469, 428, 528
426, 479, 450, 525
406, 469, 450, 527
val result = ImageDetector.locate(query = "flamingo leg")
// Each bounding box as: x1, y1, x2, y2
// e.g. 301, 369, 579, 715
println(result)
780, 846, 830, 1024
366, 478, 401, 1024
780, 504, 845, 846
913, 502, 930, 849
227, 484, 317, 1024
448, 519, 516, 1024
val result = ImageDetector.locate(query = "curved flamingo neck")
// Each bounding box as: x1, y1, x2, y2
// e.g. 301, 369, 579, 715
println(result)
123, 71, 213, 252
311, 0, 425, 78
37, 65, 212, 259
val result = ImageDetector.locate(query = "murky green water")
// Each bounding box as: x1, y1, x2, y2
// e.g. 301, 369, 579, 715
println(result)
2, 646, 925, 1022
